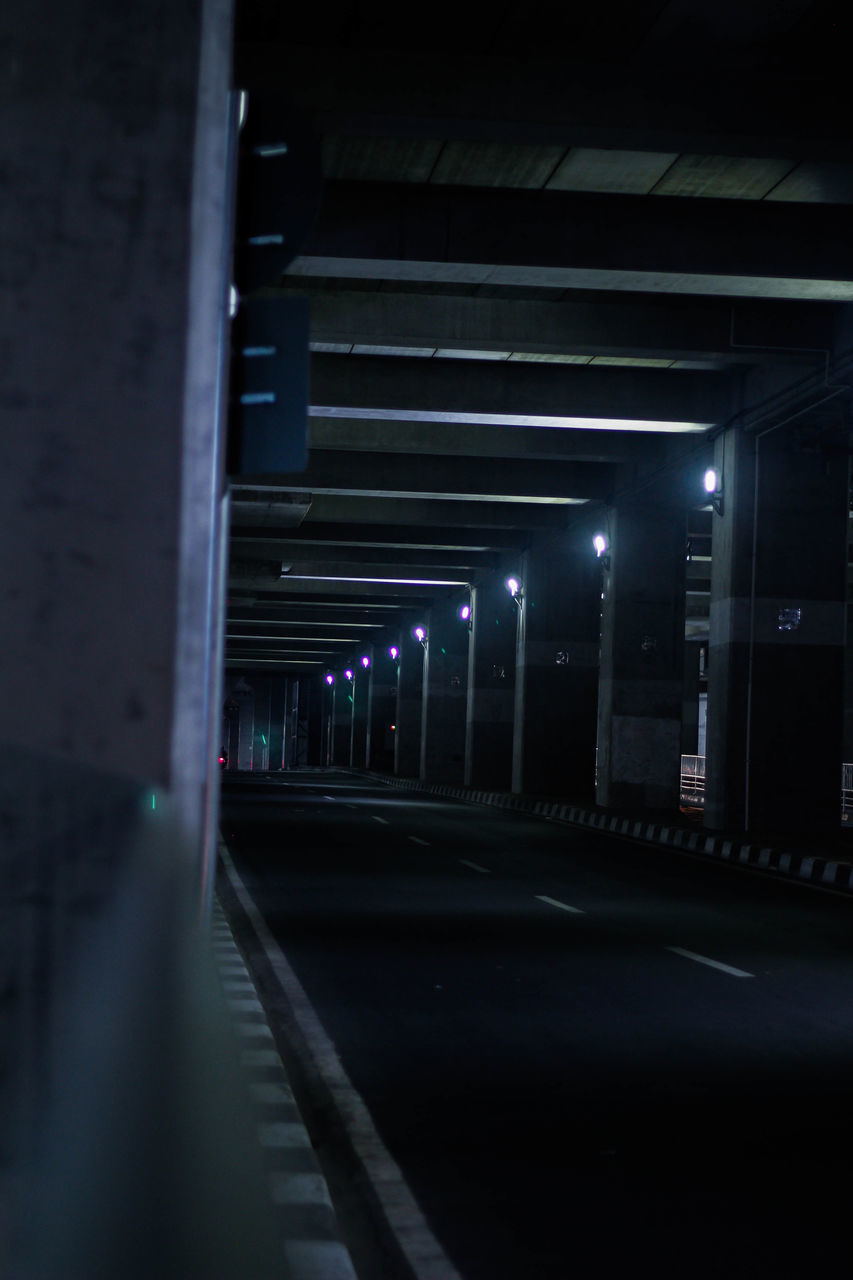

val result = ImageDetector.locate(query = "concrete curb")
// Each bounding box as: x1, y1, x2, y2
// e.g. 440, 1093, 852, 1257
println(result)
361, 772, 853, 896
210, 897, 358, 1280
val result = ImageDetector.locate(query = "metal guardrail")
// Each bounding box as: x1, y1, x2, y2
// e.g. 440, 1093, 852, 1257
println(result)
842, 763, 853, 824
680, 754, 706, 808
684, 758, 853, 823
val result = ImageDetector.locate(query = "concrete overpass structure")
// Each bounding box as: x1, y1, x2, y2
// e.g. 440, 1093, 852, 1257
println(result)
3, 0, 853, 1269
225, 0, 853, 840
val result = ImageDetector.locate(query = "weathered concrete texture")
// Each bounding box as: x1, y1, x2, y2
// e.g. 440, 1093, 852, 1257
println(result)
0, 0, 233, 802
465, 578, 517, 789
512, 531, 600, 801
596, 504, 687, 810
421, 600, 469, 783
706, 423, 848, 833
394, 628, 423, 778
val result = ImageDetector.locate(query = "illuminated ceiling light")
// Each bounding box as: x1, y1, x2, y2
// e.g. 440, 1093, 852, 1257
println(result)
325, 673, 335, 685
414, 626, 427, 644
344, 669, 353, 680
361, 655, 370, 668
458, 604, 471, 622
388, 645, 399, 661
506, 577, 521, 598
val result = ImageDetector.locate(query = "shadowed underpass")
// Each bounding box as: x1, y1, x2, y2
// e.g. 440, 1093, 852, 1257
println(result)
220, 771, 853, 1279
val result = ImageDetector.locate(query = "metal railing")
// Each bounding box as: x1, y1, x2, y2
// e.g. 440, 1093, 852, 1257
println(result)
842, 763, 853, 824
680, 754, 706, 808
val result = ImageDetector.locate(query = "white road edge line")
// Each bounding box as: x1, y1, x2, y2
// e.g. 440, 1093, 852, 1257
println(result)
219, 843, 464, 1280
666, 946, 754, 978
459, 859, 491, 874
535, 894, 584, 914
371, 815, 389, 824
408, 836, 430, 846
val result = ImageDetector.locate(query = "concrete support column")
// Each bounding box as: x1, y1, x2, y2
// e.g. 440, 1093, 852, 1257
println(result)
465, 577, 517, 789
681, 641, 703, 756
596, 504, 687, 811
394, 627, 424, 778
367, 645, 397, 772
251, 677, 272, 770
350, 662, 370, 766
267, 676, 287, 770
706, 423, 848, 834
421, 598, 470, 783
332, 676, 351, 765
512, 534, 600, 801
306, 677, 323, 766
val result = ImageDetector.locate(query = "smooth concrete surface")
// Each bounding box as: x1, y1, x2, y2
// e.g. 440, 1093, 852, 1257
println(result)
394, 627, 424, 779
706, 422, 848, 833
420, 599, 469, 784
511, 530, 600, 801
464, 579, 517, 790
596, 503, 686, 810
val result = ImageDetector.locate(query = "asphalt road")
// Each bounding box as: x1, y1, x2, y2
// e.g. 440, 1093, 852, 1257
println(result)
220, 771, 853, 1280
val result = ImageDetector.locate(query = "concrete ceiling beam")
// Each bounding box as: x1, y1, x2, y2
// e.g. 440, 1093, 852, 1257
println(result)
293, 181, 853, 301
295, 287, 836, 366
307, 415, 667, 464
260, 447, 614, 503
309, 351, 726, 427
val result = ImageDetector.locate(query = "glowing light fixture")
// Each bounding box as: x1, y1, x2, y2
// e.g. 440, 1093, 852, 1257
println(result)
388, 645, 399, 661
361, 655, 370, 669
458, 603, 471, 622
344, 668, 354, 681
414, 626, 427, 645
703, 467, 723, 515
593, 534, 608, 558
325, 673, 335, 686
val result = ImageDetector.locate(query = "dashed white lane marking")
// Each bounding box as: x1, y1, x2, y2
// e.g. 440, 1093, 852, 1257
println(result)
459, 859, 491, 874
220, 844, 463, 1280
408, 836, 430, 846
666, 946, 754, 978
535, 894, 584, 914
372, 815, 389, 824
269, 1171, 332, 1207
323, 795, 336, 802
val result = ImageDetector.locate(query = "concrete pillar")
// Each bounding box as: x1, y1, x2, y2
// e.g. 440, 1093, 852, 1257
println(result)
333, 672, 354, 764
465, 577, 517, 789
705, 423, 848, 834
251, 677, 272, 770
681, 641, 703, 756
421, 598, 469, 783
596, 504, 687, 811
306, 677, 323, 766
394, 626, 424, 777
350, 661, 370, 766
367, 645, 397, 772
266, 676, 286, 770
512, 533, 600, 801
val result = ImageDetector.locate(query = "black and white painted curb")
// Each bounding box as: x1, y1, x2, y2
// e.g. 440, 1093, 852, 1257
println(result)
362, 772, 853, 895
210, 899, 358, 1280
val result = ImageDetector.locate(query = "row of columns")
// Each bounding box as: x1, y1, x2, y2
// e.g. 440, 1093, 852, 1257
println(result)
321, 421, 849, 838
